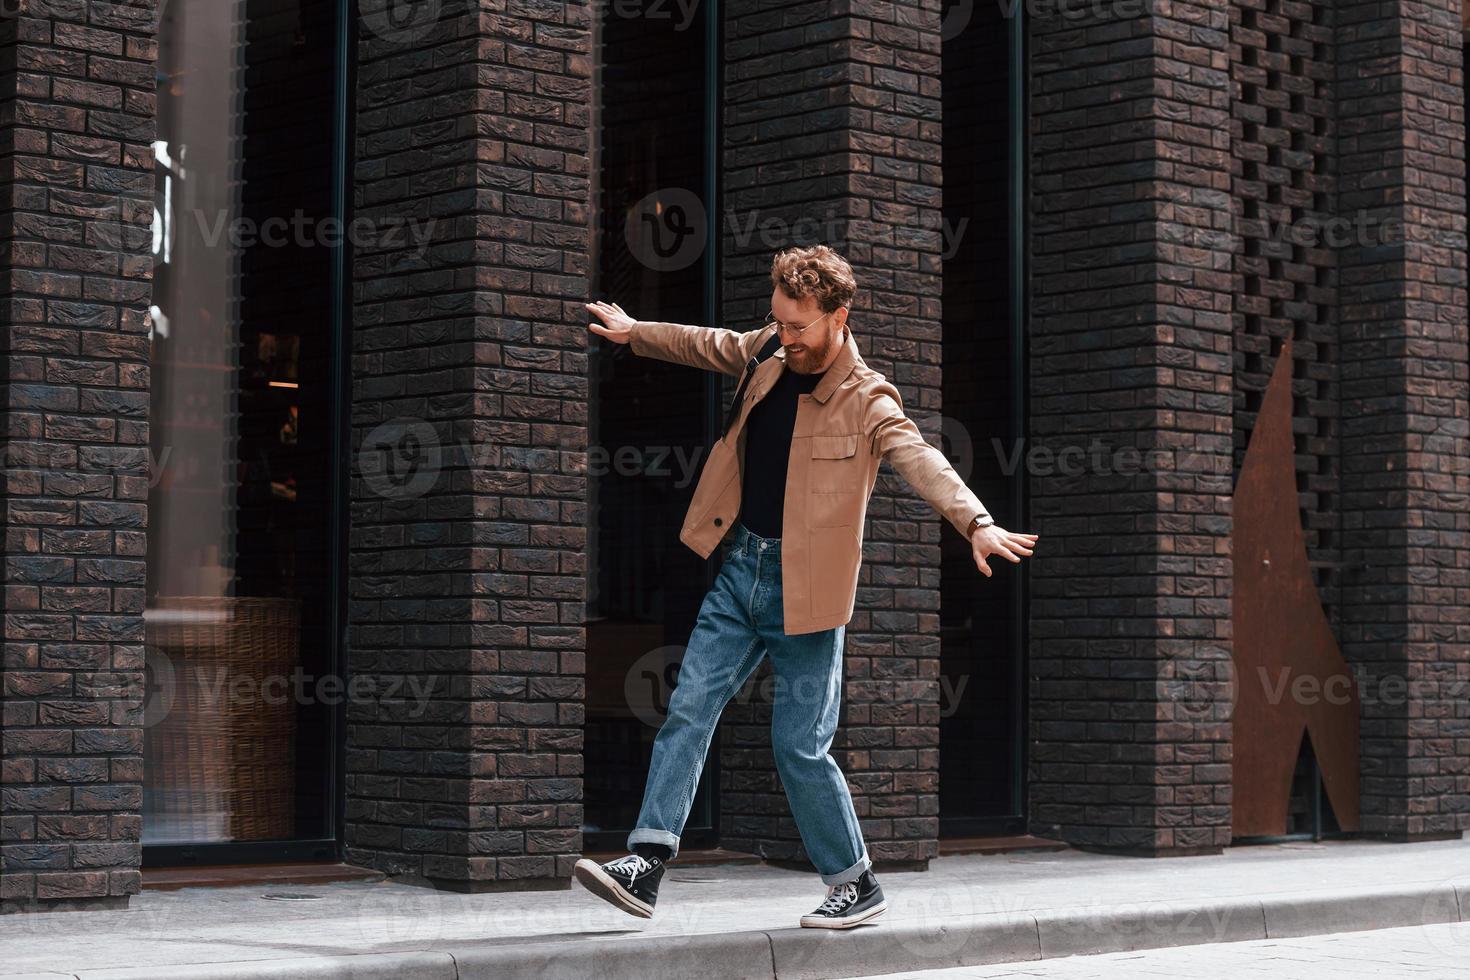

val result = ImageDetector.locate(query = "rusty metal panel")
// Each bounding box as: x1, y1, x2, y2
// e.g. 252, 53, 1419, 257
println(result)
1232, 337, 1360, 836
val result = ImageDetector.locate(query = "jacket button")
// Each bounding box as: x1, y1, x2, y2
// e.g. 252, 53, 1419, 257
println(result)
713, 517, 723, 527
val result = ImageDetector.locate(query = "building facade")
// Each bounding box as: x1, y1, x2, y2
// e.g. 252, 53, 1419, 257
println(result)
0, 0, 1465, 911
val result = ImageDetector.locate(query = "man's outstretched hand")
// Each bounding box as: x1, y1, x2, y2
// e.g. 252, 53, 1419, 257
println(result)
586, 301, 635, 344
971, 524, 1038, 578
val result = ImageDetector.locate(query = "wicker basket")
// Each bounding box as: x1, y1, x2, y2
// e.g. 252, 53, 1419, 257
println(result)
143, 596, 301, 843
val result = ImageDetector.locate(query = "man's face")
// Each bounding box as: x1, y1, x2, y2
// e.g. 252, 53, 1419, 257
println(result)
771, 290, 845, 375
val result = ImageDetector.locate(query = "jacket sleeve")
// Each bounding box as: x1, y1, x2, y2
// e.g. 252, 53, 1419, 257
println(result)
865, 383, 992, 539
627, 320, 769, 377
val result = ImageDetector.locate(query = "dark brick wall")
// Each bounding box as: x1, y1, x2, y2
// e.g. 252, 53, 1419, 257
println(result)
1028, 1, 1235, 854
344, 0, 590, 889
0, 0, 155, 910
718, 0, 947, 870
1336, 0, 1470, 840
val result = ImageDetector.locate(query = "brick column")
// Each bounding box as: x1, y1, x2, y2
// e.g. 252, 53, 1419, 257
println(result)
1028, 1, 1235, 854
718, 0, 946, 871
345, 0, 590, 890
1336, 0, 1470, 841
0, 0, 156, 910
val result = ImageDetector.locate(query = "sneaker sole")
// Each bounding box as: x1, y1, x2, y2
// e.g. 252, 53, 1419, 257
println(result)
799, 899, 887, 929
572, 858, 654, 919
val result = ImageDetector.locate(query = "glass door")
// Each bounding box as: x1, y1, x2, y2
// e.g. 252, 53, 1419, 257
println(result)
142, 0, 350, 864
938, 0, 1030, 837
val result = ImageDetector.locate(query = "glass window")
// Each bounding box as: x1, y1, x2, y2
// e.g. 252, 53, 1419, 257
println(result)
939, 0, 1028, 834
584, 1, 722, 847
143, 0, 344, 851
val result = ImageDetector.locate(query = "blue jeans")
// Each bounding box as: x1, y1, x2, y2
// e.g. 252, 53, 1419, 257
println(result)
627, 522, 871, 886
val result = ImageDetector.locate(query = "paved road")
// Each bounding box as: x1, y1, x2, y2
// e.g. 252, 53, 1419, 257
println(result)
853, 921, 1470, 979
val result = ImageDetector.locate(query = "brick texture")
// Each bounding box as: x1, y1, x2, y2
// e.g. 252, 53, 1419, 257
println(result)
344, 0, 591, 889
717, 0, 948, 870
0, 0, 155, 911
1335, 0, 1470, 840
1028, 1, 1235, 854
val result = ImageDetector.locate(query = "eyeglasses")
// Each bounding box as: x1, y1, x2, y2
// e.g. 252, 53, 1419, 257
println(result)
763, 308, 831, 338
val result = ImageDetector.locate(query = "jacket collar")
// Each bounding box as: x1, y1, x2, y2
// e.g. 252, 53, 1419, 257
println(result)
773, 324, 859, 403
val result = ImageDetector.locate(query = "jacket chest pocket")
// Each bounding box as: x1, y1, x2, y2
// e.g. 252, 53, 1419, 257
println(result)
808, 433, 861, 494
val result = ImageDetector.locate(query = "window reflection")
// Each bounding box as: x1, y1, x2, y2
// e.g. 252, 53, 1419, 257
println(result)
584, 2, 719, 844
143, 0, 339, 848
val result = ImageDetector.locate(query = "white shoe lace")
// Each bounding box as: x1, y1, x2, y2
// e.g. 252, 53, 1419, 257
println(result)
815, 881, 858, 915
605, 853, 653, 880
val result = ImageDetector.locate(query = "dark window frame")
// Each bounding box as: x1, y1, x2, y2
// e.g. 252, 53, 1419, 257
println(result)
936, 0, 1032, 840
141, 0, 354, 869
581, 0, 726, 855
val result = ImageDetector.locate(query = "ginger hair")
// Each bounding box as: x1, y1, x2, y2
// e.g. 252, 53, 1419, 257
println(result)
770, 244, 857, 313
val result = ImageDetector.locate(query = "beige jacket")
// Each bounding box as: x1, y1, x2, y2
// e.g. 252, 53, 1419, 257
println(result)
629, 319, 992, 635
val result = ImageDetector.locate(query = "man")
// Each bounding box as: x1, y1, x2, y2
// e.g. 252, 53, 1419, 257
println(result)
573, 244, 1038, 928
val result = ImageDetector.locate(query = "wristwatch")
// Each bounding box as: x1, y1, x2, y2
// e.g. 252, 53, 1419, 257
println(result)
968, 513, 995, 536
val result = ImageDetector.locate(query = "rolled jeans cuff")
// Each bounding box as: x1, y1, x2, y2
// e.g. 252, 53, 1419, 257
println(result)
820, 849, 871, 886
627, 827, 681, 860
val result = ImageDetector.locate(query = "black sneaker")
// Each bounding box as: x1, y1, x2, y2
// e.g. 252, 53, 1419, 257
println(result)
799, 870, 886, 929
573, 853, 666, 919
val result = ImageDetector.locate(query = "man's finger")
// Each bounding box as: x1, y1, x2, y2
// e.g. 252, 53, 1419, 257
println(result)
991, 544, 1021, 563
589, 321, 611, 337
975, 555, 992, 577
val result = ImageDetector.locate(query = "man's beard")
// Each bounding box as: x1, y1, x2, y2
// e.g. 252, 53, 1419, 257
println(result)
785, 326, 840, 375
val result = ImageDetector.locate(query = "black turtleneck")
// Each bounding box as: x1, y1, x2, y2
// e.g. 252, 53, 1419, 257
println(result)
738, 365, 825, 538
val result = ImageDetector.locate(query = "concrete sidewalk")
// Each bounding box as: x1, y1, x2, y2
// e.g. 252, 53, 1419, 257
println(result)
2, 837, 1468, 979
